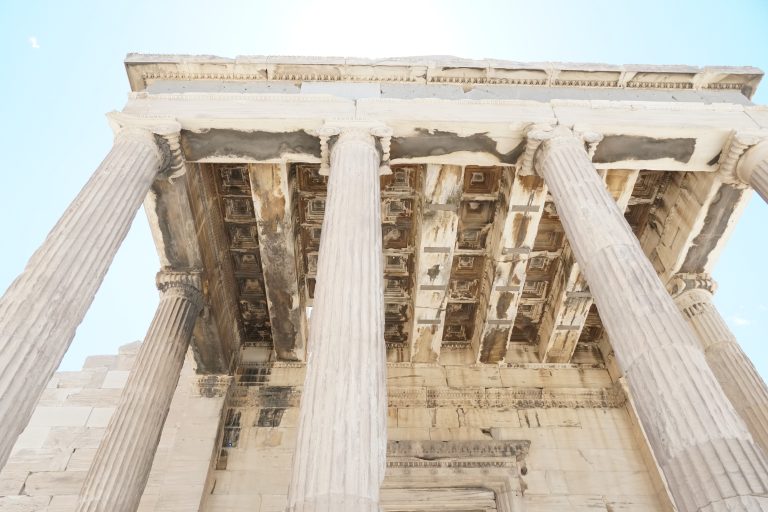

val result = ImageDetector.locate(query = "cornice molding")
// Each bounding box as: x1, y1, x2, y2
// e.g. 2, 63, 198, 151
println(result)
125, 55, 763, 99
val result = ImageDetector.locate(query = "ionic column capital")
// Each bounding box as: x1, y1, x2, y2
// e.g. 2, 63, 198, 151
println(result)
519, 124, 603, 176
156, 269, 203, 306
715, 131, 765, 185
667, 272, 717, 298
313, 121, 392, 176
667, 273, 718, 315
106, 112, 185, 180
737, 136, 768, 183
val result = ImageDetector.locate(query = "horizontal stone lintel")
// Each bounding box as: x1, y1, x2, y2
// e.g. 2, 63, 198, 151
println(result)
235, 383, 626, 409
509, 204, 543, 212
502, 247, 531, 255
566, 291, 592, 298
495, 285, 522, 292
425, 203, 459, 212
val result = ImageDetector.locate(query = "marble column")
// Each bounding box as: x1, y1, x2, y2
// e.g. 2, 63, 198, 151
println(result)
0, 126, 174, 469
669, 273, 768, 457
736, 138, 768, 203
76, 270, 203, 512
533, 126, 768, 512
287, 128, 387, 512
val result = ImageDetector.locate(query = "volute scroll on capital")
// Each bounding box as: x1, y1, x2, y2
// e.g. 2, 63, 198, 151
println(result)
735, 135, 768, 188
105, 111, 185, 181
156, 269, 204, 306
313, 122, 393, 176
715, 131, 764, 187
667, 273, 718, 312
667, 273, 717, 297
519, 124, 603, 176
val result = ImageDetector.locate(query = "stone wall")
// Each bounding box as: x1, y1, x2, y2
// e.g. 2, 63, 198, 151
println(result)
1, 344, 670, 512
0, 343, 224, 512
203, 361, 668, 512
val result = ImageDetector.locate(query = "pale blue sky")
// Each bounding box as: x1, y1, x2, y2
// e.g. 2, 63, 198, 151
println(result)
0, 0, 766, 378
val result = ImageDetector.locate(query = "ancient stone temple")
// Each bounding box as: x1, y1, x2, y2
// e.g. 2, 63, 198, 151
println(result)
1, 55, 768, 512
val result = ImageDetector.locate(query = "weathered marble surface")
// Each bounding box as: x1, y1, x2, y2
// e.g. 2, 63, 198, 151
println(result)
286, 129, 387, 512
76, 271, 203, 512
0, 128, 165, 469
670, 274, 768, 458
534, 126, 768, 511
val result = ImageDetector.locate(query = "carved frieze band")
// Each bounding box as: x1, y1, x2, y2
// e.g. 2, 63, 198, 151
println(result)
386, 440, 530, 469
232, 382, 626, 409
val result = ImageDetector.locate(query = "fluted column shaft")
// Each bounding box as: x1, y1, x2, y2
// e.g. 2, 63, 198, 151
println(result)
0, 128, 166, 469
534, 127, 768, 512
76, 271, 203, 512
287, 129, 387, 512
670, 274, 768, 457
737, 139, 768, 203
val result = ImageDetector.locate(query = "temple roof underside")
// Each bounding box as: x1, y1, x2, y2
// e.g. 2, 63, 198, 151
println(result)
124, 55, 765, 372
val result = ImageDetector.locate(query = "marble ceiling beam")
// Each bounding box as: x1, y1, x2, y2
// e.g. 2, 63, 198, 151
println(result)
249, 163, 307, 361
537, 169, 638, 363
473, 169, 547, 363
409, 164, 462, 363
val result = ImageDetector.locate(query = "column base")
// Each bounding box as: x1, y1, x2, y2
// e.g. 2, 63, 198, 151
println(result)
662, 437, 768, 512
286, 494, 380, 512
699, 495, 768, 512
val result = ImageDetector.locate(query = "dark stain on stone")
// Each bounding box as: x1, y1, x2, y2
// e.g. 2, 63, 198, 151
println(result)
258, 386, 296, 408
480, 327, 510, 363
496, 292, 514, 319
257, 407, 285, 427
680, 184, 745, 273
427, 264, 441, 281
391, 129, 525, 164
707, 151, 722, 167
593, 135, 696, 164
181, 129, 320, 161
197, 375, 229, 398
512, 213, 530, 248
254, 171, 302, 361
